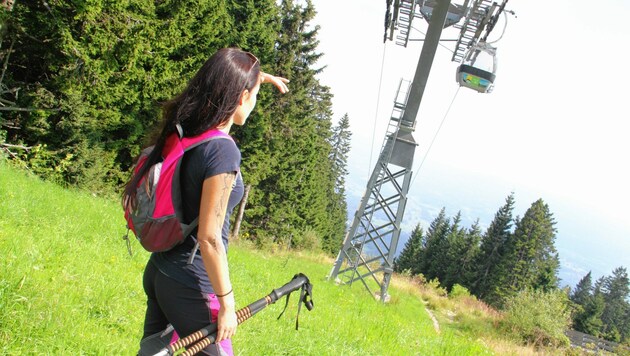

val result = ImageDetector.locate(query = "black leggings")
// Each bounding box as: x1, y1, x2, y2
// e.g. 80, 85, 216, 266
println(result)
141, 261, 232, 355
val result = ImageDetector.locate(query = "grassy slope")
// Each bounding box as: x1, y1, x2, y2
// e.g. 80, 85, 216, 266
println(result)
1, 162, 495, 355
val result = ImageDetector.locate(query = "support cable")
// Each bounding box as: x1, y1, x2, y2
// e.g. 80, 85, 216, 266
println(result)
411, 86, 461, 187
367, 42, 389, 179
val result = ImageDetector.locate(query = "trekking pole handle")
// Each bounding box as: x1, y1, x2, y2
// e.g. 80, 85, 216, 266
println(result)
170, 297, 262, 356
168, 324, 216, 354
269, 274, 309, 303
234, 274, 310, 326
180, 335, 217, 356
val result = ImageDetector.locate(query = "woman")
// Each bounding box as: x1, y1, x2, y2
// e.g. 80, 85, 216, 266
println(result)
123, 47, 289, 355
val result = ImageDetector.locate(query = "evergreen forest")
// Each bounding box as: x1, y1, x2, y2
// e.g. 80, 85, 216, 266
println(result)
0, 0, 350, 253
395, 193, 630, 343
1, 0, 628, 348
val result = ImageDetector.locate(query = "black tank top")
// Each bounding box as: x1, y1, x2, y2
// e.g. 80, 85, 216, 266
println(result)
150, 137, 244, 293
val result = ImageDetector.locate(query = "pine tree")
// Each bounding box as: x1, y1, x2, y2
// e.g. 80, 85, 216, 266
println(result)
225, 0, 279, 51
228, 0, 282, 189
322, 113, 352, 253
450, 219, 482, 291
3, 0, 234, 193
571, 271, 593, 306
490, 199, 559, 306
443, 212, 467, 290
394, 223, 424, 274
472, 193, 515, 299
421, 208, 451, 284
329, 113, 351, 194
574, 293, 605, 337
598, 267, 630, 342
570, 271, 605, 336
243, 0, 340, 250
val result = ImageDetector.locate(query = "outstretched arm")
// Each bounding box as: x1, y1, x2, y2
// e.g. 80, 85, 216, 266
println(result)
261, 72, 290, 94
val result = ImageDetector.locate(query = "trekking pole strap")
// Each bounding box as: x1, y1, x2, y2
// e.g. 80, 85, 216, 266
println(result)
275, 273, 314, 330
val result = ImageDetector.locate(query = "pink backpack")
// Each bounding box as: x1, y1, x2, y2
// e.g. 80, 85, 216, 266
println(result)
124, 126, 231, 254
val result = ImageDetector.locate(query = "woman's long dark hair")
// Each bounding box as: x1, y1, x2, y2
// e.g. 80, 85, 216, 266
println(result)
122, 47, 260, 210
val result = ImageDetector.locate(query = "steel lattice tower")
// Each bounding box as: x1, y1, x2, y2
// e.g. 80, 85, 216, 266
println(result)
329, 0, 456, 302
329, 0, 507, 301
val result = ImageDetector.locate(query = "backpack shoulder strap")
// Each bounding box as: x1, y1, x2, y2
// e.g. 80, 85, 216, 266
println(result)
162, 127, 233, 158
174, 127, 235, 264
180, 128, 233, 152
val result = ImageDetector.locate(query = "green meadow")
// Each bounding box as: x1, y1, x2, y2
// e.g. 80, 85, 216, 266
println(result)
1, 162, 554, 355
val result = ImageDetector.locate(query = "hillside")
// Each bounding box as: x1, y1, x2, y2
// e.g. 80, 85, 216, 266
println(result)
1, 162, 572, 355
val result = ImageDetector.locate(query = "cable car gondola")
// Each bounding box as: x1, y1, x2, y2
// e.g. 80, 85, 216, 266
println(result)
456, 41, 497, 93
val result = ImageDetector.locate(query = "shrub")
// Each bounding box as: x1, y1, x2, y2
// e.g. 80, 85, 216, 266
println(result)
291, 227, 322, 252
412, 273, 428, 286
427, 278, 447, 297
500, 288, 571, 348
450, 284, 472, 299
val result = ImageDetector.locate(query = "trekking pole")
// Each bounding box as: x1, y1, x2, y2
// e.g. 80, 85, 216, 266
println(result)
153, 273, 314, 356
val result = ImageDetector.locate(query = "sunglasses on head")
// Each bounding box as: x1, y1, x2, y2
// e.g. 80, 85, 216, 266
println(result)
245, 52, 259, 72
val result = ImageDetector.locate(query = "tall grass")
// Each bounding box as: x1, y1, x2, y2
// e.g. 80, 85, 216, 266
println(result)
1, 162, 494, 355
1, 162, 146, 354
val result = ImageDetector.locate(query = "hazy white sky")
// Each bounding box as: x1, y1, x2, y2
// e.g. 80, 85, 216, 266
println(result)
311, 0, 630, 285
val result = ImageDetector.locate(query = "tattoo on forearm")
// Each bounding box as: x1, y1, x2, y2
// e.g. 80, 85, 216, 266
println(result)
208, 238, 218, 252
210, 172, 236, 253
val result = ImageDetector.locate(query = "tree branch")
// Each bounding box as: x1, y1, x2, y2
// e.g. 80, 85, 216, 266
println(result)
0, 106, 60, 112
0, 97, 16, 105
0, 37, 15, 85
1, 142, 32, 151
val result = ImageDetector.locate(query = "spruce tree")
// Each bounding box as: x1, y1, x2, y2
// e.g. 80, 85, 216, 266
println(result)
3, 0, 235, 193
329, 113, 351, 194
394, 223, 424, 274
451, 219, 482, 291
421, 208, 451, 284
490, 199, 559, 306
472, 193, 515, 299
570, 271, 606, 336
443, 212, 467, 290
244, 0, 340, 249
571, 271, 593, 306
598, 267, 630, 342
574, 293, 605, 337
228, 0, 281, 189
322, 113, 352, 253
